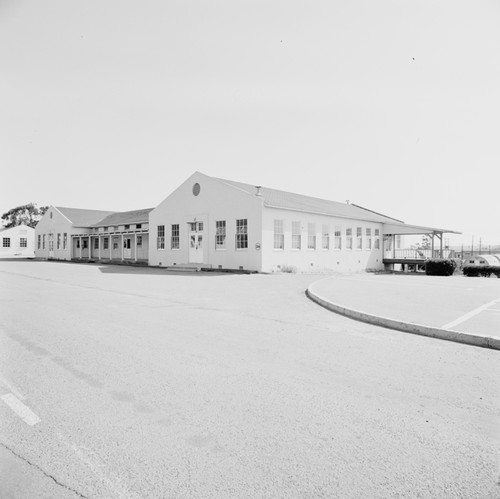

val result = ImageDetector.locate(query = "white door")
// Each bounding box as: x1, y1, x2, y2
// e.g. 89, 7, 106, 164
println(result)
188, 222, 204, 263
48, 233, 54, 258
124, 238, 132, 259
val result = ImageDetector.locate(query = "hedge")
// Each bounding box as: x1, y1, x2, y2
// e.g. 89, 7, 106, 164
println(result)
425, 259, 457, 276
463, 265, 500, 278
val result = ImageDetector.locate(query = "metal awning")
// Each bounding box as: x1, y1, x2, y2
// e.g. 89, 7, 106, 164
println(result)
382, 222, 461, 236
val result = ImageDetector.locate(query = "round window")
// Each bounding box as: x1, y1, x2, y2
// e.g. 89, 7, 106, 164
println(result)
192, 183, 200, 196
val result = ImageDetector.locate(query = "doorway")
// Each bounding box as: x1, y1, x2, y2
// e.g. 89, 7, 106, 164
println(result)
188, 222, 204, 263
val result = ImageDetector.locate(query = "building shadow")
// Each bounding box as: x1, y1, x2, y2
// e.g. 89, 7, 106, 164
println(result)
97, 265, 238, 277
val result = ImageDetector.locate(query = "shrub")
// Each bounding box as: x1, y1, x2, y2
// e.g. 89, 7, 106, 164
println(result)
463, 265, 500, 277
279, 264, 297, 273
425, 258, 457, 276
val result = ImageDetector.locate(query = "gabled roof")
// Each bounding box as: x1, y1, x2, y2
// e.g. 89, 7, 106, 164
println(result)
211, 175, 401, 224
56, 207, 115, 227
93, 208, 153, 227
0, 224, 33, 233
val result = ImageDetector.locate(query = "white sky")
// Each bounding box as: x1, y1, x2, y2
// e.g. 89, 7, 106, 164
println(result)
1, 0, 499, 247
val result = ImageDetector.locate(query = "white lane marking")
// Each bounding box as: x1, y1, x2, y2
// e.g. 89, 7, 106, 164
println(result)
0, 375, 26, 400
442, 298, 500, 330
1, 393, 41, 426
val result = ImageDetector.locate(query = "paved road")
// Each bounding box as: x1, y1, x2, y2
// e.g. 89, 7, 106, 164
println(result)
0, 261, 499, 498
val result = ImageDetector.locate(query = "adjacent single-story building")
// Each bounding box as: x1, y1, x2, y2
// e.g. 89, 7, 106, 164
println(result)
35, 207, 115, 260
0, 224, 35, 258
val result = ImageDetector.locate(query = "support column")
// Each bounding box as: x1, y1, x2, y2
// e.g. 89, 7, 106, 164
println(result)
79, 237, 82, 259
392, 235, 396, 259
121, 234, 124, 261
89, 236, 92, 260
431, 233, 435, 259
134, 234, 138, 262
110, 235, 113, 261
98, 235, 101, 260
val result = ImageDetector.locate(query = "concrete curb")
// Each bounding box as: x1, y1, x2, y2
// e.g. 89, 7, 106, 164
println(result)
306, 279, 500, 351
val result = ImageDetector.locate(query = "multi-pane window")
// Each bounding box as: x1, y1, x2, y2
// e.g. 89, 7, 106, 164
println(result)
334, 226, 342, 249
124, 225, 130, 230
48, 233, 54, 251
63, 233, 67, 249
356, 227, 362, 249
236, 219, 248, 249
137, 236, 142, 247
42, 234, 46, 249
307, 223, 316, 250
374, 229, 380, 249
157, 225, 165, 249
171, 224, 180, 249
113, 238, 119, 250
366, 228, 372, 249
136, 224, 142, 229
346, 228, 352, 249
274, 219, 284, 250
94, 238, 99, 249
396, 235, 402, 249
103, 237, 109, 250
57, 233, 61, 249
20, 238, 27, 248
76, 239, 80, 249
3, 238, 10, 248
215, 221, 226, 250
322, 224, 329, 249
292, 221, 301, 250
37, 235, 41, 249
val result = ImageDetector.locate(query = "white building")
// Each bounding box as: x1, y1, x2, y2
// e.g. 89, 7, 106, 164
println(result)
149, 172, 454, 273
0, 224, 35, 258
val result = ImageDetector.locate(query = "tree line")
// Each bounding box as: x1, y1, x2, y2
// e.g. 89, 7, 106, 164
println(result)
1, 203, 49, 229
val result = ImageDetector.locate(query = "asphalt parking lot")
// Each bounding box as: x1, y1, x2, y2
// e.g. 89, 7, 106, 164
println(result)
0, 260, 499, 498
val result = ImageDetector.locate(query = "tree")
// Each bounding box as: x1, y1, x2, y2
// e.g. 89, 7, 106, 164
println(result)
1, 203, 48, 229
417, 235, 431, 250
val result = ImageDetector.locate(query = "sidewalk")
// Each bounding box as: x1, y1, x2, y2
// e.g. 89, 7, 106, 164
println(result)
307, 273, 500, 350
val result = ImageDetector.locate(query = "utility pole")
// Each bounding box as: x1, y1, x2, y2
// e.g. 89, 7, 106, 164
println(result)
479, 237, 482, 254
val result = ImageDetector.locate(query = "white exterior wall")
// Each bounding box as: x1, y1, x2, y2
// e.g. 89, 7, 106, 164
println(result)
35, 207, 74, 260
0, 225, 35, 258
149, 172, 264, 271
261, 207, 384, 273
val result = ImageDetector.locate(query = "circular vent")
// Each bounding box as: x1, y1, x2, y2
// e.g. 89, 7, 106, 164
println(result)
192, 183, 201, 196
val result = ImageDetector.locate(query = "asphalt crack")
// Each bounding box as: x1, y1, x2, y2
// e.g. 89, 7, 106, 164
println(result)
0, 441, 87, 498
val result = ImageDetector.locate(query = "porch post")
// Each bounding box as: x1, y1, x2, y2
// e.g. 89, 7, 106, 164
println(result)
110, 235, 113, 261
134, 234, 138, 262
392, 234, 396, 258
431, 233, 435, 258
79, 237, 82, 259
121, 234, 124, 261
98, 235, 101, 260
89, 236, 92, 260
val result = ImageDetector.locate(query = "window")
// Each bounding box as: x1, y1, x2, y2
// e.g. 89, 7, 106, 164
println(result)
136, 224, 142, 229
2, 238, 10, 248
57, 233, 61, 249
374, 229, 380, 249
103, 237, 109, 250
292, 221, 301, 250
48, 233, 54, 251
20, 238, 27, 248
189, 222, 203, 232
171, 224, 180, 249
63, 233, 67, 249
236, 219, 248, 249
94, 238, 99, 250
356, 227, 362, 249
307, 223, 316, 250
334, 226, 342, 249
124, 225, 130, 230
366, 228, 372, 249
322, 224, 329, 250
104, 227, 108, 231
113, 238, 119, 250
216, 220, 226, 250
76, 239, 80, 249
42, 234, 46, 250
396, 235, 402, 249
137, 236, 142, 247
37, 235, 41, 249
274, 219, 284, 250
346, 228, 352, 249
83, 240, 88, 249
157, 225, 165, 249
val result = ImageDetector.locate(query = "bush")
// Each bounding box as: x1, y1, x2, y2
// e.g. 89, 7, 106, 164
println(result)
425, 259, 457, 276
463, 265, 500, 277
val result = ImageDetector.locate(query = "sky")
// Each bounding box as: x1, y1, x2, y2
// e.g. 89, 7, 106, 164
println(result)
1, 0, 499, 247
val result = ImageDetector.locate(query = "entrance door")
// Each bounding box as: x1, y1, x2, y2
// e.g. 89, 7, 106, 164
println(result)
188, 222, 204, 263
48, 233, 54, 258
124, 238, 132, 259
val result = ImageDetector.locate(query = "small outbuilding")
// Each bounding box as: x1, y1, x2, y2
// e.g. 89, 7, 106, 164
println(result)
0, 224, 35, 258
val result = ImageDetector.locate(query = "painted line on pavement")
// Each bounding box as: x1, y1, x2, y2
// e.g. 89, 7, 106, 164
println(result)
442, 299, 500, 330
0, 375, 26, 400
1, 393, 41, 426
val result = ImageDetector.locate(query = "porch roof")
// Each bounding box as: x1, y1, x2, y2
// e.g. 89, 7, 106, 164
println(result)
382, 222, 461, 236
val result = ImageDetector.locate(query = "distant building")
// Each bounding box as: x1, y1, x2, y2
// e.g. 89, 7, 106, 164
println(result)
0, 224, 35, 258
